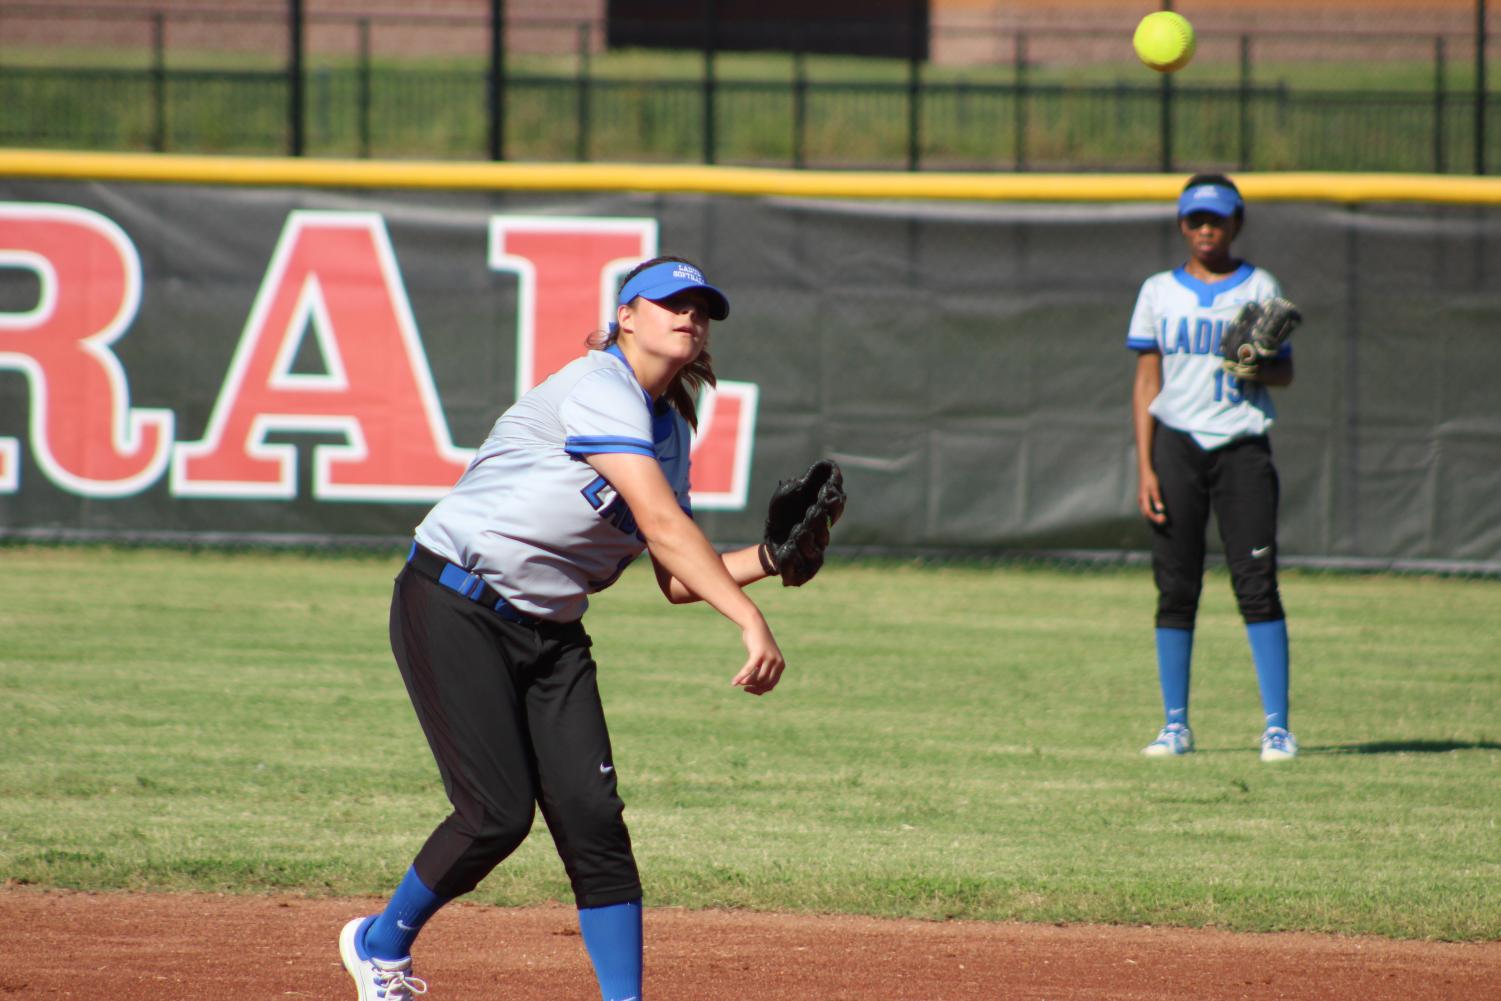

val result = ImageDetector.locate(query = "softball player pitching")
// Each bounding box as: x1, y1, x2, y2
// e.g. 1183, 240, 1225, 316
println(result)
339, 257, 803, 1001
1126, 174, 1298, 763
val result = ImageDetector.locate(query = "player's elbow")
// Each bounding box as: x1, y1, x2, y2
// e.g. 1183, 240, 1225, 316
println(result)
655, 565, 704, 605
662, 585, 696, 605
649, 557, 696, 604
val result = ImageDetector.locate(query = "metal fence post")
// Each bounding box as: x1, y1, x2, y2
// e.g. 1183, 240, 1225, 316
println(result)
907, 0, 922, 171
1014, 31, 1027, 170
358, 18, 372, 158
151, 11, 166, 153
1238, 34, 1251, 170
490, 0, 506, 161
1160, 69, 1174, 172
1161, 0, 1174, 172
792, 44, 807, 169
702, 0, 717, 165
1477, 0, 1488, 174
576, 21, 591, 162
288, 0, 304, 156
1435, 36, 1446, 173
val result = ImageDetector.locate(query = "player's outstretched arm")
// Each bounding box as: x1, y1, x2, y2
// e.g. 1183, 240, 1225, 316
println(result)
586, 451, 785, 695
651, 544, 771, 604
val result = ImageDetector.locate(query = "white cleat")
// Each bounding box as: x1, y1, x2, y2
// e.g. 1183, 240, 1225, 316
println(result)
340, 916, 429, 1000
1260, 727, 1299, 762
1141, 723, 1194, 757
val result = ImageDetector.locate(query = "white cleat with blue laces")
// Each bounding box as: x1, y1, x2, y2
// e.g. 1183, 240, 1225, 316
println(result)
1260, 726, 1299, 762
340, 916, 429, 1001
1141, 723, 1194, 757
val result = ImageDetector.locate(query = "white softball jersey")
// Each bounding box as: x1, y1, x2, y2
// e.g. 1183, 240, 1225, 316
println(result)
414, 345, 693, 622
1126, 263, 1291, 450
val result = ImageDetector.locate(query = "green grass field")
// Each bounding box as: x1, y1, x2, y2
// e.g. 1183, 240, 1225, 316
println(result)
2, 545, 1498, 941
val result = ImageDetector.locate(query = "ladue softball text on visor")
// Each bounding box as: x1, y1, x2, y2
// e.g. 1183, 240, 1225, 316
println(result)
616, 261, 730, 320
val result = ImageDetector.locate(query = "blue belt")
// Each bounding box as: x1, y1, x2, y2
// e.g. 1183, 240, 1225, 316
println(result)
407, 542, 539, 626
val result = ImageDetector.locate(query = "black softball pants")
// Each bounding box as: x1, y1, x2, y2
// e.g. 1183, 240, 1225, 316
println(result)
1151, 423, 1285, 629
388, 564, 641, 908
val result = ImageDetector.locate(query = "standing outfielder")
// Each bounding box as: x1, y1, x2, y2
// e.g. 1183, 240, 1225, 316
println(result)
339, 255, 845, 1001
1127, 174, 1301, 763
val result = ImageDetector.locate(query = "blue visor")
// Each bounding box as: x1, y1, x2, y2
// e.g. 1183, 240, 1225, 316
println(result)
1177, 183, 1244, 219
616, 261, 729, 320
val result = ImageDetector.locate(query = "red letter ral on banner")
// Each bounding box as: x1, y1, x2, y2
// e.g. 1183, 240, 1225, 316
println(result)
1, 206, 757, 512
0, 203, 174, 496
172, 212, 471, 501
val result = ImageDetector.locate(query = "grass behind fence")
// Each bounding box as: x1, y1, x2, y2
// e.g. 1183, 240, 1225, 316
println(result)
2, 545, 1498, 941
3, 47, 1499, 169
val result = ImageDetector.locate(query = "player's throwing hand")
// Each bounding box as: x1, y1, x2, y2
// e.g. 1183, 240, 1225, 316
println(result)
733, 616, 786, 695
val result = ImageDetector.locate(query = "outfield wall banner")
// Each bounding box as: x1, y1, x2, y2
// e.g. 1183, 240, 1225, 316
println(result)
1, 179, 1498, 567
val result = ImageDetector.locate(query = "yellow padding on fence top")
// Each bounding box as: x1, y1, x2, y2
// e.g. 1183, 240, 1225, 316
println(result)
4, 148, 1501, 205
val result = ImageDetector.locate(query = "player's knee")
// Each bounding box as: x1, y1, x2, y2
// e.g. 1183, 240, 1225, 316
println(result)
1234, 589, 1284, 622
550, 790, 627, 839
1155, 587, 1200, 628
417, 806, 536, 898
1229, 568, 1283, 621
450, 804, 534, 863
557, 813, 639, 907
482, 812, 535, 855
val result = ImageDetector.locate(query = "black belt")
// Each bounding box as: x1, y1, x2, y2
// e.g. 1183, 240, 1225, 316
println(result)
406, 542, 541, 626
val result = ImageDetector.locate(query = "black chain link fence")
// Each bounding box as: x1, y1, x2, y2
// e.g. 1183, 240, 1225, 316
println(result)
0, 4, 1495, 170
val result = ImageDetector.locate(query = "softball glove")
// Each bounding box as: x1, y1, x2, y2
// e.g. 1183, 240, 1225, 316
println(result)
1221, 297, 1302, 379
760, 458, 846, 587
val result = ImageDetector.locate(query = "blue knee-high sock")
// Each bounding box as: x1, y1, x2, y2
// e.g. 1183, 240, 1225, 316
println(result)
1247, 619, 1290, 731
578, 899, 643, 1001
365, 866, 448, 961
1155, 627, 1193, 728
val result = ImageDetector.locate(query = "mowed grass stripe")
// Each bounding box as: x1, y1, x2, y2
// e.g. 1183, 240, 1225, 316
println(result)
1, 545, 1497, 939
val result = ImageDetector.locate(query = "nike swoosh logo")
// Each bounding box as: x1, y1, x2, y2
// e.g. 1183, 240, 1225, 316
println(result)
1251, 546, 1272, 558
599, 763, 614, 775
396, 919, 417, 931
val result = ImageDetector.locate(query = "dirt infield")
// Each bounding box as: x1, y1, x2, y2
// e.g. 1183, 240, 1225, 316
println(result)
5, 887, 1499, 1000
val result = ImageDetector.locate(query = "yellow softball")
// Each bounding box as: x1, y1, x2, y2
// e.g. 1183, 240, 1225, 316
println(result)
1133, 11, 1196, 73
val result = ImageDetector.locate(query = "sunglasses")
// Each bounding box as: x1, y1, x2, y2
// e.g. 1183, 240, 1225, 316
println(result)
1181, 211, 1233, 229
